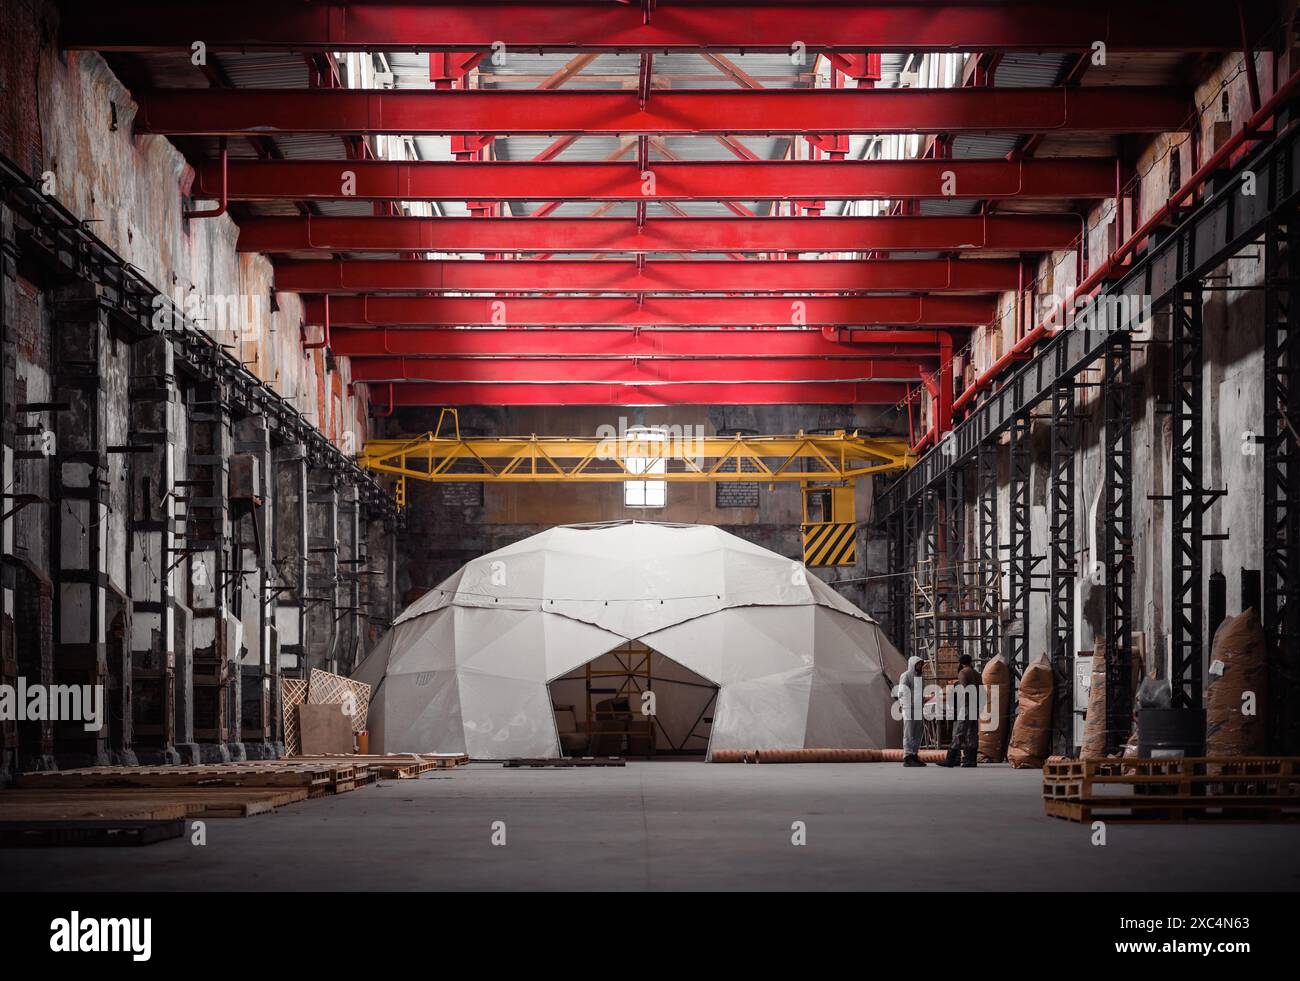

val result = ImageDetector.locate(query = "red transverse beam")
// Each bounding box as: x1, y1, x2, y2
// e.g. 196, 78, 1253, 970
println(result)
199, 158, 1119, 202
61, 2, 1268, 53
376, 382, 914, 407
240, 215, 1082, 254
328, 327, 947, 359
306, 295, 994, 327
274, 258, 1022, 294
348, 357, 931, 384
135, 88, 1191, 137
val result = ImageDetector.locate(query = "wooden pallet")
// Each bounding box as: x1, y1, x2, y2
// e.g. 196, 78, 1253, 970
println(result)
504, 757, 626, 768
430, 754, 470, 769
1044, 756, 1300, 799
0, 793, 189, 822
0, 819, 187, 847
288, 754, 455, 778
1045, 797, 1300, 824
14, 762, 355, 794
217, 760, 366, 794
0, 787, 310, 820
1043, 756, 1300, 823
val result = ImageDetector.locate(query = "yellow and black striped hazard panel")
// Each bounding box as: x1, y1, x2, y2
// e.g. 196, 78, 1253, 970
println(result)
802, 522, 857, 567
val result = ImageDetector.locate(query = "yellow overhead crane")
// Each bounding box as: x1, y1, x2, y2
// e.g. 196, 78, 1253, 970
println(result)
360, 410, 914, 566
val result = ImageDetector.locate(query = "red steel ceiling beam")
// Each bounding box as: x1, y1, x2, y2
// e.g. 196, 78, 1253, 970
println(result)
273, 258, 1021, 294
198, 158, 1118, 203
305, 295, 994, 327
62, 2, 1268, 53
239, 215, 1082, 254
375, 381, 913, 407
328, 327, 946, 359
348, 358, 931, 385
135, 88, 1191, 137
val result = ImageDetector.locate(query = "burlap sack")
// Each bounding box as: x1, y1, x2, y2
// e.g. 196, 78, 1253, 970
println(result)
977, 654, 1012, 762
1082, 641, 1109, 759
1008, 654, 1054, 769
1206, 608, 1267, 757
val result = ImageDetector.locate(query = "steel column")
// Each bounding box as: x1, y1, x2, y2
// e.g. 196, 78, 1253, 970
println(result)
977, 442, 1000, 666
1170, 286, 1205, 709
1264, 212, 1300, 753
1007, 412, 1034, 679
900, 500, 920, 660
915, 487, 940, 669
941, 462, 966, 658
1103, 330, 1134, 752
887, 507, 909, 657
1048, 362, 1076, 755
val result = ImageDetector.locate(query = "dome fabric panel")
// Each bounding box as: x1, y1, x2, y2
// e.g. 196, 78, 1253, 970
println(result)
356, 521, 906, 759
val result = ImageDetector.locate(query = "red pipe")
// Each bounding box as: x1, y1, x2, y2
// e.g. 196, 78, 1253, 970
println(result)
955, 66, 1300, 416
184, 138, 227, 220
910, 425, 936, 455
303, 293, 330, 350
909, 330, 953, 453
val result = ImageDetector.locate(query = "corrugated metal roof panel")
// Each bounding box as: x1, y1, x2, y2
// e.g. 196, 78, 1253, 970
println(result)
217, 52, 311, 89
951, 135, 1020, 159
920, 198, 981, 216
994, 53, 1070, 88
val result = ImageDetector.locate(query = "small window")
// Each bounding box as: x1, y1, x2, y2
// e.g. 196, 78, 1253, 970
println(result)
624, 428, 666, 508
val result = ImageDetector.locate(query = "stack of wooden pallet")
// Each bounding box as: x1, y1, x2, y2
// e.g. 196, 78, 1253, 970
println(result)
1043, 755, 1300, 823
0, 760, 361, 845
287, 753, 468, 778
14, 761, 362, 797
0, 754, 470, 845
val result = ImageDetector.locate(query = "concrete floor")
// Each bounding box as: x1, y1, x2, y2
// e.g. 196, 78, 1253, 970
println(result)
3, 762, 1298, 891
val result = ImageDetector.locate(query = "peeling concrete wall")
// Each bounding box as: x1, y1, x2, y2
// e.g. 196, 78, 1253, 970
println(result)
0, 0, 370, 452
0, 0, 389, 771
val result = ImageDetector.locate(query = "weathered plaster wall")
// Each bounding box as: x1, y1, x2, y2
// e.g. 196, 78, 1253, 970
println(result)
0, 0, 369, 451
0, 0, 387, 771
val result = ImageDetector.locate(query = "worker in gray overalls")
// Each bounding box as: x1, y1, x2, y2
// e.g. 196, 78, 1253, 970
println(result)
896, 655, 927, 767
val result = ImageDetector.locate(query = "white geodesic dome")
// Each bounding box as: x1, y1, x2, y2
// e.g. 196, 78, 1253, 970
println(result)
352, 521, 907, 759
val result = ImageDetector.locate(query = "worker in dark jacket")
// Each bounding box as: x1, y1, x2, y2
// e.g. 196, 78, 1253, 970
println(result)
940, 654, 981, 768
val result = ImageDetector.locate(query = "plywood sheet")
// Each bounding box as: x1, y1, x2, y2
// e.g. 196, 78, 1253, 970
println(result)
297, 703, 356, 756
